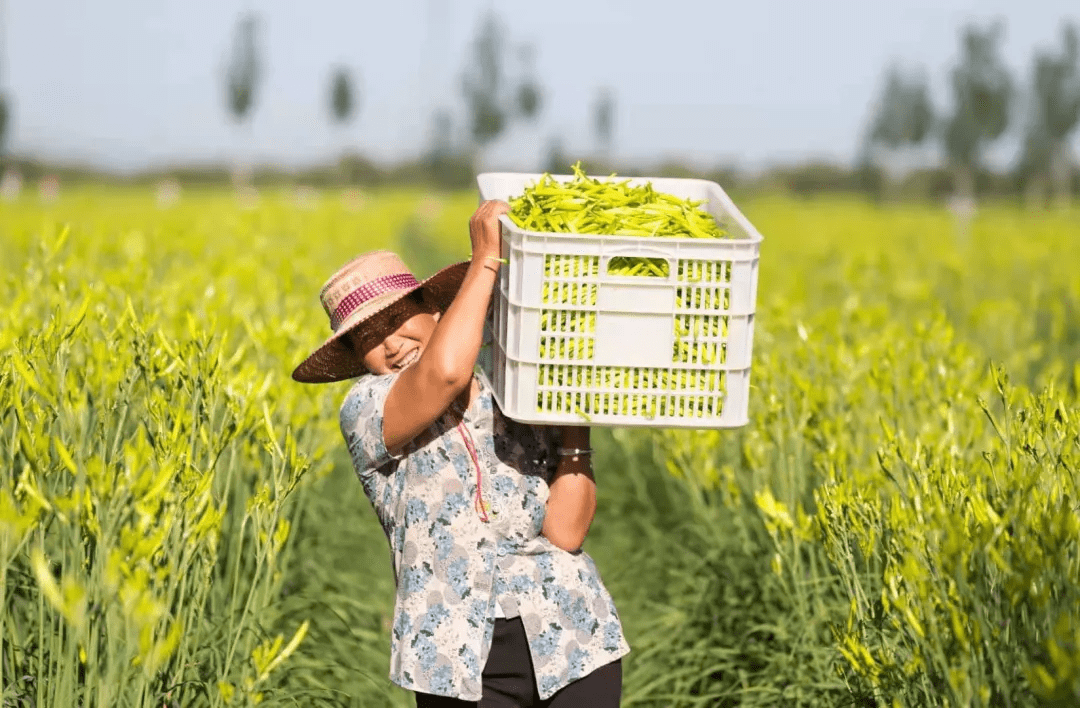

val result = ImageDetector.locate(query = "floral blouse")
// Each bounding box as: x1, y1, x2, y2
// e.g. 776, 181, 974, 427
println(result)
339, 372, 630, 701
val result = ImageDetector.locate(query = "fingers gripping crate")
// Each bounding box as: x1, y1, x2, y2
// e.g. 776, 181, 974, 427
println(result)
476, 172, 763, 429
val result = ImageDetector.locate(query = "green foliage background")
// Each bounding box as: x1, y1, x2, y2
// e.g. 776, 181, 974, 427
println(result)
2, 187, 1078, 706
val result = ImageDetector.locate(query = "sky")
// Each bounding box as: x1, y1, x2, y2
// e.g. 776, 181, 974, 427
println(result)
2, 0, 1078, 174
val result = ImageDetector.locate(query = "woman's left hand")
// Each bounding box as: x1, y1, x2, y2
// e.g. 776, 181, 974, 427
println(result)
542, 426, 596, 553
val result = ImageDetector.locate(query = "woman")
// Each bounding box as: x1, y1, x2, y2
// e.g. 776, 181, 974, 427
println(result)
292, 200, 630, 707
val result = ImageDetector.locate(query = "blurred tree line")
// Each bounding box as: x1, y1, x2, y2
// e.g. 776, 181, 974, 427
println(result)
861, 19, 1080, 208
1, 12, 1077, 206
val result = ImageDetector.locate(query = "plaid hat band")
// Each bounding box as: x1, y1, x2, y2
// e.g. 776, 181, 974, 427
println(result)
329, 273, 420, 330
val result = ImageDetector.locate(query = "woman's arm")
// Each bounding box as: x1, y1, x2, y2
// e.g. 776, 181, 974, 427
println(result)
382, 200, 508, 453
542, 426, 597, 552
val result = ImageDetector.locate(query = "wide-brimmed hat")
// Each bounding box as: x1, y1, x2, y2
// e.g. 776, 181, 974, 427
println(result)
292, 250, 469, 383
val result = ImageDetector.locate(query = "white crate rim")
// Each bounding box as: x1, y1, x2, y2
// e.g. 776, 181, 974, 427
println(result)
477, 171, 765, 246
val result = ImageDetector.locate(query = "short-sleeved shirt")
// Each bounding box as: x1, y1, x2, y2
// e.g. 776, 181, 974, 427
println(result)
339, 372, 630, 701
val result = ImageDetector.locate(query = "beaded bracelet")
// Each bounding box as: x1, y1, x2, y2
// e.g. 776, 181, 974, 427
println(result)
557, 447, 593, 463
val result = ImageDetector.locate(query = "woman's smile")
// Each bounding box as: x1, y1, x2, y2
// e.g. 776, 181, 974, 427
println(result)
393, 347, 420, 371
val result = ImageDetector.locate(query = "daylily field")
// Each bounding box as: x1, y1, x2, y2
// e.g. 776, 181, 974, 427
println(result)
2, 187, 1079, 707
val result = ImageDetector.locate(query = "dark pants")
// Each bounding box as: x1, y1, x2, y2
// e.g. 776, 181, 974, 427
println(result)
414, 617, 622, 708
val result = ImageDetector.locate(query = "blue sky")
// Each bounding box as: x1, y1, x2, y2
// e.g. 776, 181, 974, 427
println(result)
2, 0, 1078, 173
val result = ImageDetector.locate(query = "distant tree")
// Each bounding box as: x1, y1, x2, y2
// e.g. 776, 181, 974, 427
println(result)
543, 135, 567, 175
943, 22, 1013, 205
428, 109, 454, 163
460, 11, 544, 170
593, 88, 615, 168
224, 13, 262, 186
461, 13, 506, 156
1017, 114, 1054, 207
329, 66, 357, 127
328, 66, 360, 183
226, 13, 261, 124
0, 0, 9, 169
1029, 23, 1080, 208
0, 94, 9, 165
514, 44, 542, 121
0, 0, 6, 167
864, 64, 934, 201
426, 109, 471, 188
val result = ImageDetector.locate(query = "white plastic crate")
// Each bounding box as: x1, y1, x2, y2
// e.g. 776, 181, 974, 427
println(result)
476, 171, 763, 429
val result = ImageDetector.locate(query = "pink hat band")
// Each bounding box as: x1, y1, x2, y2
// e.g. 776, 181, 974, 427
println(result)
328, 272, 420, 330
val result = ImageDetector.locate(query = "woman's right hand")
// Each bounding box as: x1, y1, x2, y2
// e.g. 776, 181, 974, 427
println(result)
470, 200, 509, 262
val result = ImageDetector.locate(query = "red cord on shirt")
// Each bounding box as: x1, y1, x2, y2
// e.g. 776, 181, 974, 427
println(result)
457, 421, 491, 522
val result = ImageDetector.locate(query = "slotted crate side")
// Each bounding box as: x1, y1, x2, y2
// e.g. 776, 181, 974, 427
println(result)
484, 286, 757, 428
484, 337, 753, 428
499, 301, 755, 370
499, 246, 756, 371
478, 172, 762, 429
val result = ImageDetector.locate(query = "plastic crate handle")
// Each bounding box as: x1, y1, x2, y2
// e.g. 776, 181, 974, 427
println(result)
601, 246, 674, 281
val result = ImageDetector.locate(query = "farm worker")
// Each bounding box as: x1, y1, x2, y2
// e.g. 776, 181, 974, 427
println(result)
291, 200, 629, 707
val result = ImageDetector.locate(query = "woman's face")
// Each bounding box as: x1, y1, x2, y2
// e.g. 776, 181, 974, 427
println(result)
351, 297, 441, 376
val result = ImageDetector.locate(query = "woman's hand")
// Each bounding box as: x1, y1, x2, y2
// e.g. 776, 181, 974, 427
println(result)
469, 200, 508, 263
542, 426, 596, 553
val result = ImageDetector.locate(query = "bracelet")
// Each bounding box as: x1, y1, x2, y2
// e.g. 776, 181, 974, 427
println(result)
479, 255, 506, 273
557, 447, 593, 457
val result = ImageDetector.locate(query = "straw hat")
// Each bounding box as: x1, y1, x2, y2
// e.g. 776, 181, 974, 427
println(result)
292, 251, 469, 383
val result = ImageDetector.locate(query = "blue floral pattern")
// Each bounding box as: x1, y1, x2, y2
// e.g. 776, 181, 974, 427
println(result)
339, 372, 630, 701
